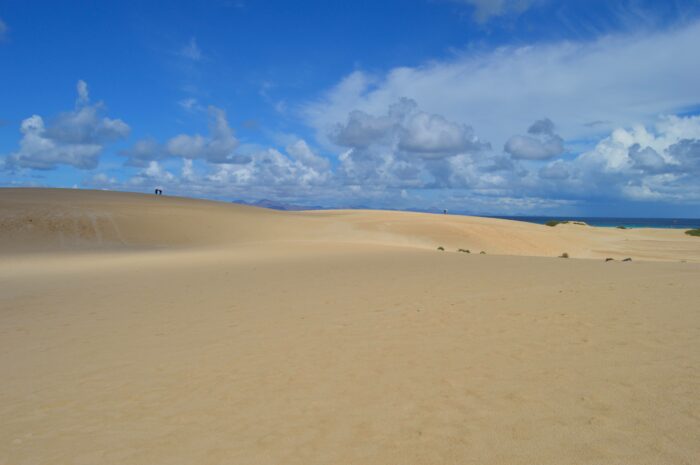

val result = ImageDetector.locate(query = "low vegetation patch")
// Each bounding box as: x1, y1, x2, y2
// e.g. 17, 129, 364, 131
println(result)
479, 251, 486, 254
437, 246, 445, 251
686, 229, 700, 237
457, 248, 470, 253
545, 220, 567, 227
559, 252, 569, 258
545, 220, 587, 227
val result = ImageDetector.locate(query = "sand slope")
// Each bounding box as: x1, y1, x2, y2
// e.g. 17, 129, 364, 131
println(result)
1, 188, 700, 465
1, 188, 698, 262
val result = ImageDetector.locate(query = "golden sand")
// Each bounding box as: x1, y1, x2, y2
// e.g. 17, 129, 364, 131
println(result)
1, 188, 699, 464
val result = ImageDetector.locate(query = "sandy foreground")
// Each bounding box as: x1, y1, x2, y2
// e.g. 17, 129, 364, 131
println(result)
1, 188, 699, 464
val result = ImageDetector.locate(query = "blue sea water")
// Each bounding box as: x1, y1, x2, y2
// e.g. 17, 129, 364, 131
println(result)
491, 216, 700, 229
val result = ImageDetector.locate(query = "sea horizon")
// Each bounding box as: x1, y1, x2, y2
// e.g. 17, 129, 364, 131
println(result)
490, 215, 700, 229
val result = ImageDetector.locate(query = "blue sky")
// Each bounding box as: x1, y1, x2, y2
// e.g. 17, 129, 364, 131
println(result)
2, 0, 700, 216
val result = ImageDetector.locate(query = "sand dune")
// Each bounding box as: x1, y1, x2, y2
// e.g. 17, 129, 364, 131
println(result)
1, 188, 700, 464
1, 188, 698, 262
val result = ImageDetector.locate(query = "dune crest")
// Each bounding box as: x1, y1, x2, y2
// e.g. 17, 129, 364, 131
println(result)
1, 188, 698, 262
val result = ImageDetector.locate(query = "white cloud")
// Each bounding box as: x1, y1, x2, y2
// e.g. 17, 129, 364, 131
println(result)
118, 104, 334, 201
178, 98, 201, 111
121, 138, 167, 167
576, 115, 700, 176
128, 161, 176, 191
505, 118, 565, 160
166, 106, 238, 162
45, 103, 129, 146
399, 111, 487, 156
669, 138, 700, 173
124, 106, 239, 165
505, 135, 564, 160
304, 20, 700, 160
208, 147, 328, 188
452, 0, 539, 22
628, 144, 666, 173
329, 99, 489, 189
119, 140, 334, 202
90, 172, 118, 186
76, 80, 89, 105
286, 139, 331, 173
547, 115, 700, 203
2, 81, 130, 170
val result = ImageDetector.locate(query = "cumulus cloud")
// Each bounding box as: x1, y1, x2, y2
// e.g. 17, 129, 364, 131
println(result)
166, 107, 238, 163
122, 106, 239, 165
91, 111, 700, 213
118, 139, 333, 202
304, 20, 700, 160
329, 98, 489, 189
398, 112, 487, 155
332, 110, 396, 148
577, 116, 700, 176
117, 103, 333, 201
542, 115, 700, 203
2, 81, 130, 170
668, 138, 700, 173
286, 139, 331, 173
334, 98, 485, 159
208, 144, 331, 189
120, 139, 167, 167
505, 118, 565, 160
628, 144, 666, 173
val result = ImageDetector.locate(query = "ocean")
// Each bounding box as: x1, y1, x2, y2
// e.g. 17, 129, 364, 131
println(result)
491, 216, 700, 229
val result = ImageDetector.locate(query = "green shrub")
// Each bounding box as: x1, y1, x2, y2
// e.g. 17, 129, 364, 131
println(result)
457, 248, 470, 253
545, 220, 570, 227
437, 246, 445, 251
685, 229, 700, 237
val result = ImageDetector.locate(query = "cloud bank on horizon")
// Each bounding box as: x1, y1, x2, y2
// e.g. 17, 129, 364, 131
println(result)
1, 1, 700, 216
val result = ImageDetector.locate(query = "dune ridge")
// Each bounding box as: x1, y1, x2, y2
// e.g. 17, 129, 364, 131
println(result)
1, 188, 698, 262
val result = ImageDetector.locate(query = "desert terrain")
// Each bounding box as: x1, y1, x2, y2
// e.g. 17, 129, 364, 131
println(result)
1, 188, 699, 464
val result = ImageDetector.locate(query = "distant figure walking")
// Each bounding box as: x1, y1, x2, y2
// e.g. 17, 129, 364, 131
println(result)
443, 209, 448, 215
154, 188, 163, 195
